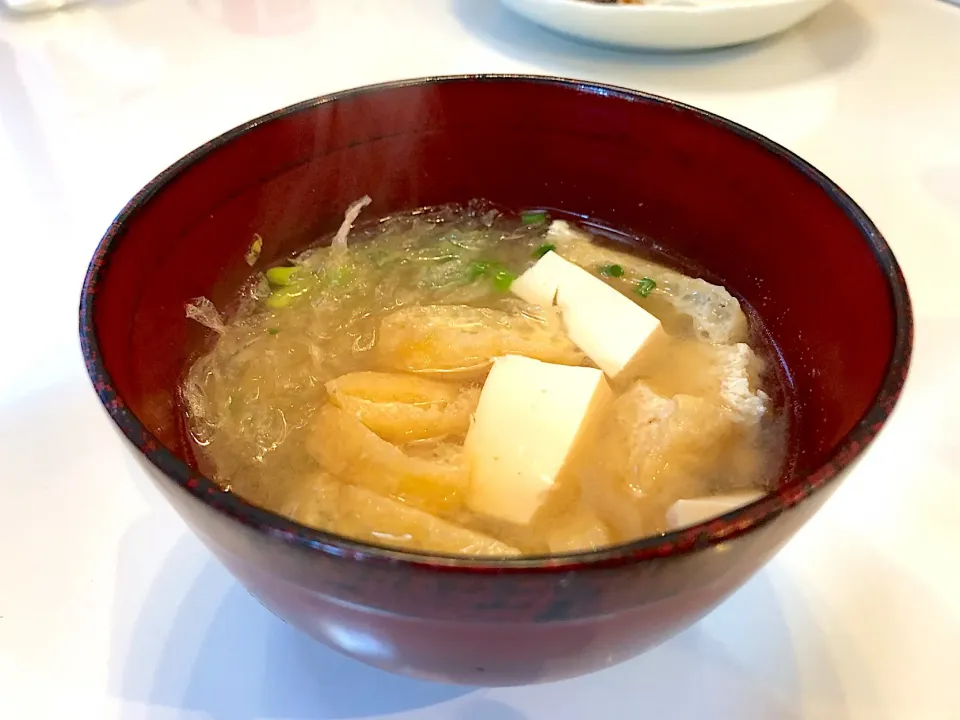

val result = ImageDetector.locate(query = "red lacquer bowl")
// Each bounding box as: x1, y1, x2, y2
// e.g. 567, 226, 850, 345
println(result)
79, 75, 911, 686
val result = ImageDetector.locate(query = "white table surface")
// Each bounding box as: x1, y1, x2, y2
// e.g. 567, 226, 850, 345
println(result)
1, 1, 958, 718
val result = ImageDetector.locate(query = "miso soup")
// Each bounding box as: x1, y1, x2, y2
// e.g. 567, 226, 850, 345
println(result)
182, 199, 789, 557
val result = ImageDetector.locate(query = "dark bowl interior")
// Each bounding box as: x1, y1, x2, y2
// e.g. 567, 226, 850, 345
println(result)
80, 75, 911, 684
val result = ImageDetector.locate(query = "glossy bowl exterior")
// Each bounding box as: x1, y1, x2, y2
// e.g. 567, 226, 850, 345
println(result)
80, 75, 911, 685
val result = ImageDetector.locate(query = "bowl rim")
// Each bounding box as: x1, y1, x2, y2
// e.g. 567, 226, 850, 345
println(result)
505, 0, 832, 16
79, 73, 913, 572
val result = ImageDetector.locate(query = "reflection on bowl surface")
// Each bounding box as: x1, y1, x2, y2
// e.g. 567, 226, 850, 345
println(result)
80, 75, 911, 685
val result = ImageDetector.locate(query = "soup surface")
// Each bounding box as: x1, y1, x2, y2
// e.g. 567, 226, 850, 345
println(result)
182, 199, 789, 556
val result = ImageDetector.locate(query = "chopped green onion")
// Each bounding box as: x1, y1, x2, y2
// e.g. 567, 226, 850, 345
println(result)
468, 260, 516, 291
533, 243, 556, 259
266, 283, 310, 309
521, 210, 548, 225
265, 266, 299, 286
268, 327, 280, 335
492, 268, 517, 292
635, 277, 657, 298
599, 264, 624, 278
266, 293, 292, 309
468, 260, 492, 281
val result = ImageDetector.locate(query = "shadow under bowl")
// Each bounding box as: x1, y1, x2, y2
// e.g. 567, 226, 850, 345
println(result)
79, 74, 911, 686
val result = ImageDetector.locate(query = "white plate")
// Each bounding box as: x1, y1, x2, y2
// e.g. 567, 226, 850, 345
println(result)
501, 0, 835, 51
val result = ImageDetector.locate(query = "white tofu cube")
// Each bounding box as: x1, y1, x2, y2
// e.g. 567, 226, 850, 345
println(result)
510, 250, 571, 307
512, 252, 661, 381
665, 492, 764, 529
465, 355, 612, 526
